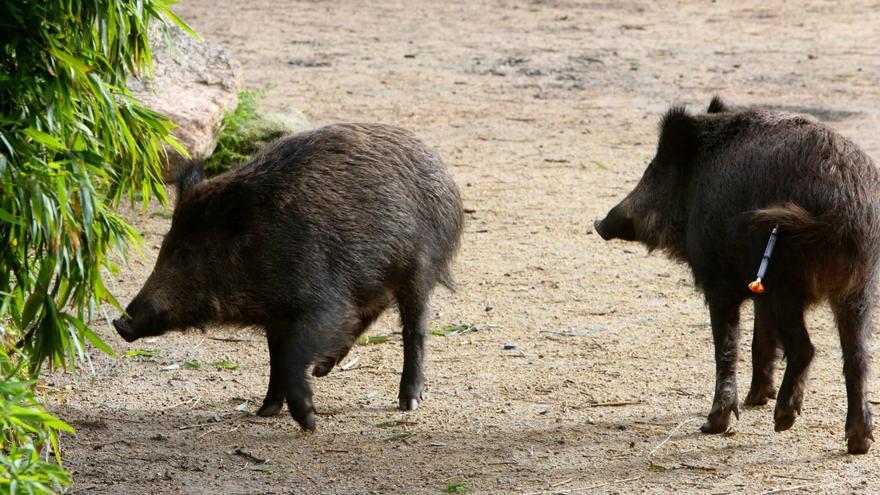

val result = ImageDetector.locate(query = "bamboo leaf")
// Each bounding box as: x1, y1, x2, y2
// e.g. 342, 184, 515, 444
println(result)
23, 129, 66, 151
0, 207, 22, 226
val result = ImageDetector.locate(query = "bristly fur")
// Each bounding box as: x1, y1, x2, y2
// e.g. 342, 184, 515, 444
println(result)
656, 106, 698, 163
707, 95, 727, 114
174, 160, 206, 199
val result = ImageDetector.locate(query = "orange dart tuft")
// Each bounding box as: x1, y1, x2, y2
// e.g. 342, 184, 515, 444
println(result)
748, 279, 765, 294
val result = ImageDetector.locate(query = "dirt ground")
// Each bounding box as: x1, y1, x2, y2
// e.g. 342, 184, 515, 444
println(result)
48, 1, 880, 493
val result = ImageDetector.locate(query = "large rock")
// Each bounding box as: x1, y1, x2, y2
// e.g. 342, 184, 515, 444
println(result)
128, 22, 241, 178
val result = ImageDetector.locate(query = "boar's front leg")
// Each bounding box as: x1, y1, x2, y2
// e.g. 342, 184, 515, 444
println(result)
281, 334, 319, 432
701, 294, 743, 434
744, 300, 779, 406
396, 282, 431, 411
257, 322, 321, 431
831, 294, 874, 454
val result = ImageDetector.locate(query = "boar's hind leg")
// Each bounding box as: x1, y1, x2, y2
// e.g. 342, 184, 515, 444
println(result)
312, 306, 386, 377
831, 293, 874, 454
257, 332, 286, 417
771, 295, 813, 434
744, 300, 780, 406
701, 294, 743, 434
396, 282, 431, 411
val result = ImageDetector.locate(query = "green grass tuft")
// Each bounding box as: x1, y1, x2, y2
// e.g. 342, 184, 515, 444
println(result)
444, 482, 470, 494
203, 89, 308, 173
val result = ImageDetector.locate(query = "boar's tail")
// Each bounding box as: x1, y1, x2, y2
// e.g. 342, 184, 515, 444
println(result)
749, 203, 845, 245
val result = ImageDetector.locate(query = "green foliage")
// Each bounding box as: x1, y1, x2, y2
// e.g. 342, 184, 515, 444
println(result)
203, 90, 265, 173
0, 0, 192, 490
0, 349, 74, 494
203, 89, 300, 173
0, 1, 188, 373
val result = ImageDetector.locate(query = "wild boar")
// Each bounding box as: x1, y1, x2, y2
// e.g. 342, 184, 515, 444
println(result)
594, 97, 880, 454
113, 123, 464, 431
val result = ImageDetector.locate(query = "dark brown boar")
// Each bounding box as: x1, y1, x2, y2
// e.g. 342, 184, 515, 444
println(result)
113, 123, 464, 431
594, 97, 880, 454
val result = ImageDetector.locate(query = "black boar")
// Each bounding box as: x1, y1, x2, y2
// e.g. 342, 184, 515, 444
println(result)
113, 123, 464, 431
594, 97, 880, 454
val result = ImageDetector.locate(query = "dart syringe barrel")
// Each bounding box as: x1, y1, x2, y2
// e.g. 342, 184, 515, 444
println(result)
756, 225, 779, 280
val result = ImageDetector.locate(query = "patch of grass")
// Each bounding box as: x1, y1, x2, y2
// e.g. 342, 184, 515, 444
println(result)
203, 89, 308, 174
209, 359, 239, 370
183, 360, 201, 370
203, 90, 268, 173
122, 349, 157, 358
444, 482, 470, 494
357, 334, 391, 345
431, 323, 496, 337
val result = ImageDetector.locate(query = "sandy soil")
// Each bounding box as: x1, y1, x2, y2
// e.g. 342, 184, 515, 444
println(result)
49, 1, 880, 493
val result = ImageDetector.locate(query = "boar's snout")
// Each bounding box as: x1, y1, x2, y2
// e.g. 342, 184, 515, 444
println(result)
594, 207, 636, 242
593, 218, 611, 240
112, 294, 170, 343
113, 317, 139, 343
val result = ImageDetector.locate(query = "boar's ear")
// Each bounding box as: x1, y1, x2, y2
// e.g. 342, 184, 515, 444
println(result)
707, 96, 727, 114
656, 106, 699, 165
174, 161, 206, 201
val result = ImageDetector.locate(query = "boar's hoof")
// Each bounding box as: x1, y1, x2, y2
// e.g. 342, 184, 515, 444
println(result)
847, 432, 874, 455
256, 402, 283, 417
399, 398, 419, 411
773, 407, 798, 432
294, 412, 317, 432
700, 418, 730, 434
743, 386, 777, 407
701, 401, 739, 434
